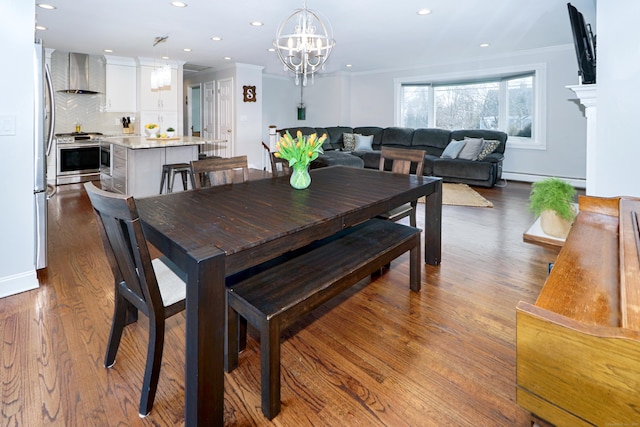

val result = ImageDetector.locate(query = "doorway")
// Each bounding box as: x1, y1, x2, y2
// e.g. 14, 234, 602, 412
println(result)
188, 84, 201, 137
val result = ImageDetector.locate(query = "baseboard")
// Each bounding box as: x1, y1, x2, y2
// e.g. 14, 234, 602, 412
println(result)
502, 172, 586, 189
0, 270, 39, 299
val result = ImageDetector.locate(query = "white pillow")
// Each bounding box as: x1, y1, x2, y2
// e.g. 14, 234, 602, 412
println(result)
440, 140, 466, 159
354, 134, 374, 151
457, 137, 484, 160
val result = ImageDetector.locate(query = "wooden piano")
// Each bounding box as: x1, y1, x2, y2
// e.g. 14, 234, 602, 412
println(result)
517, 195, 640, 426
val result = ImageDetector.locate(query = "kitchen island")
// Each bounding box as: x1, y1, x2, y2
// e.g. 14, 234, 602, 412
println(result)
100, 136, 225, 197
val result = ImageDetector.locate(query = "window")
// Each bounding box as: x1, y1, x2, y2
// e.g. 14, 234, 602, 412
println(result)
434, 81, 500, 130
400, 84, 430, 128
396, 66, 544, 149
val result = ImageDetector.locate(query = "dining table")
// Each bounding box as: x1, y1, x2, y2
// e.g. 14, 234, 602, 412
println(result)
135, 165, 442, 425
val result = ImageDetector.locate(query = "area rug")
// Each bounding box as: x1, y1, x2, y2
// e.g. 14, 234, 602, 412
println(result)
419, 183, 493, 208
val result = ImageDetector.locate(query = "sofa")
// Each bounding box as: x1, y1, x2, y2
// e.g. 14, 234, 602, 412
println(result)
278, 126, 508, 187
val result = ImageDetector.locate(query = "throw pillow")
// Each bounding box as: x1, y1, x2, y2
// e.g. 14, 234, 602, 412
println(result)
458, 137, 484, 160
476, 139, 501, 161
440, 140, 466, 159
342, 133, 356, 151
354, 134, 374, 151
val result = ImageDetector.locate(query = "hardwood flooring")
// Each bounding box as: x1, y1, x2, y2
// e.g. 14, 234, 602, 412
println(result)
0, 179, 561, 426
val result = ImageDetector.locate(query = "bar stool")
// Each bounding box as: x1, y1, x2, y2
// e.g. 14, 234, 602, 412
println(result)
159, 163, 195, 194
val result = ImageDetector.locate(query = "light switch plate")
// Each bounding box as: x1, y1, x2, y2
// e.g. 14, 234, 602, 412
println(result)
0, 115, 16, 136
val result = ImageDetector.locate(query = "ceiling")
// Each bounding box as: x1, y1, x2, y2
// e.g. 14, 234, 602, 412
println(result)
34, 0, 597, 77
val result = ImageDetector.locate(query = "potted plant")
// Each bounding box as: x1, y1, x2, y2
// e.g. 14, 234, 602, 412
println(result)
166, 127, 175, 137
529, 177, 577, 238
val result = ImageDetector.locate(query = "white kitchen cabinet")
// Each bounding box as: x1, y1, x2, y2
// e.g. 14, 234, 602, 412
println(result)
104, 56, 137, 113
104, 142, 197, 197
138, 65, 179, 111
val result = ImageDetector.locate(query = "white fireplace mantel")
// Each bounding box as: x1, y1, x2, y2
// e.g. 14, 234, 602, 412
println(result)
567, 84, 596, 195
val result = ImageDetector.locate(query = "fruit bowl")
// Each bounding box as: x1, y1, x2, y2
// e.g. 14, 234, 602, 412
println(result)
145, 125, 159, 136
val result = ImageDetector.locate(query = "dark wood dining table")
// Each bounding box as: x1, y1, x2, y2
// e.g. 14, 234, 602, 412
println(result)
135, 165, 442, 425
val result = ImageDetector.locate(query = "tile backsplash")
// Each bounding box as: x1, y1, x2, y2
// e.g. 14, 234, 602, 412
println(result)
54, 92, 137, 135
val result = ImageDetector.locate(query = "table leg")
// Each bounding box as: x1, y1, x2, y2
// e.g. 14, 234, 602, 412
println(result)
424, 180, 442, 265
184, 249, 226, 426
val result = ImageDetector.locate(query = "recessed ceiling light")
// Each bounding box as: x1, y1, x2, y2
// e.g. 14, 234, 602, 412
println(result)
162, 55, 170, 59
346, 64, 353, 68
211, 36, 222, 41
104, 49, 113, 53
267, 48, 275, 52
250, 21, 264, 27
170, 1, 187, 7
480, 43, 490, 48
35, 25, 47, 31
224, 57, 232, 60
183, 48, 192, 52
417, 8, 431, 15
37, 3, 56, 10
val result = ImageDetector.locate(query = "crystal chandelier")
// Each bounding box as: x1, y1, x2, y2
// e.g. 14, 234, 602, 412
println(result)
273, 1, 335, 86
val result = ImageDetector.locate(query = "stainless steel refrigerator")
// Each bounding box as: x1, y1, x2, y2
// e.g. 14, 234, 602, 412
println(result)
34, 40, 55, 269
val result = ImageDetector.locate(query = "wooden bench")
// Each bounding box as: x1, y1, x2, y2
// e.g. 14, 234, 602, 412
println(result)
225, 218, 422, 419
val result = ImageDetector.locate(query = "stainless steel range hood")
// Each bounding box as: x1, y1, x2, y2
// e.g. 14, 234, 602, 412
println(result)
55, 52, 103, 94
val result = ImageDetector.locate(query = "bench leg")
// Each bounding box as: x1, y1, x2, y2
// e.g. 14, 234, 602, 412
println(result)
260, 319, 281, 420
410, 234, 421, 292
225, 301, 239, 373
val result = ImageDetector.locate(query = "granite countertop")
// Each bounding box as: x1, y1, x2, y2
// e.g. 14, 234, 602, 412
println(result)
103, 135, 226, 149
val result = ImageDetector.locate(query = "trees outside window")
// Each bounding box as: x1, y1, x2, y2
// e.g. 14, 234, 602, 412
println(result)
399, 72, 537, 147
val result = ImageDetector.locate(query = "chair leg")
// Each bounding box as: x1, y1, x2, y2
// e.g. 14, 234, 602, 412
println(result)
168, 170, 177, 193
159, 168, 167, 194
188, 169, 197, 190
138, 315, 165, 417
261, 319, 281, 420
410, 201, 417, 227
104, 289, 129, 368
239, 316, 247, 352
180, 170, 188, 191
225, 301, 239, 373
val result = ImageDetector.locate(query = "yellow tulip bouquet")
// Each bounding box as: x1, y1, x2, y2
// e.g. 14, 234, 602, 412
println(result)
275, 130, 326, 168
274, 130, 326, 189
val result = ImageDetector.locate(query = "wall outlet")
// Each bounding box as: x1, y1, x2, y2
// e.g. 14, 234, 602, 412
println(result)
0, 115, 16, 136
114, 118, 121, 126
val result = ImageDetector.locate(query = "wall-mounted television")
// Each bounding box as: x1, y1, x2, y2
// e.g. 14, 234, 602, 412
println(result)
567, 3, 596, 84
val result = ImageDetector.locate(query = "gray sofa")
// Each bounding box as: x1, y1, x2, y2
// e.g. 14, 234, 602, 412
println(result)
278, 126, 507, 187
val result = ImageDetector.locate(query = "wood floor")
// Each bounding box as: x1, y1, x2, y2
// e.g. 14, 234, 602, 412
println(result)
0, 179, 561, 426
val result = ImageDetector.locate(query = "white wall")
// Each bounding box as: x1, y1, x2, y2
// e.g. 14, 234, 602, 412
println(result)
234, 64, 264, 169
183, 63, 264, 168
595, 1, 640, 197
0, 2, 39, 297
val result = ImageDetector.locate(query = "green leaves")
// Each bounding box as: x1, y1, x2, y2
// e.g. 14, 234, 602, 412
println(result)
529, 177, 577, 221
275, 130, 325, 168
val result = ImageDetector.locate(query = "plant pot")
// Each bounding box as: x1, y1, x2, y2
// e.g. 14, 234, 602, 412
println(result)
290, 164, 311, 189
540, 209, 573, 238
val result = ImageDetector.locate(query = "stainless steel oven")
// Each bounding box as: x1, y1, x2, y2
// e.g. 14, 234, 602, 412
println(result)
55, 132, 102, 185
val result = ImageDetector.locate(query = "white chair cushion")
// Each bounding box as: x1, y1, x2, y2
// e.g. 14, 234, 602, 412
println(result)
152, 258, 186, 307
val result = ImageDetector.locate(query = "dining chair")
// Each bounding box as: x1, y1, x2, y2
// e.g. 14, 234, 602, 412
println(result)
84, 182, 186, 417
190, 155, 249, 188
377, 146, 426, 227
262, 141, 291, 178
